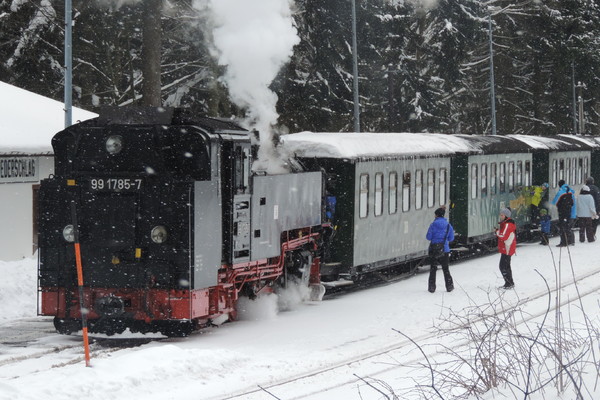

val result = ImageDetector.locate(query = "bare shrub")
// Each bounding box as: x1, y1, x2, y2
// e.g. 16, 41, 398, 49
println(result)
391, 274, 599, 399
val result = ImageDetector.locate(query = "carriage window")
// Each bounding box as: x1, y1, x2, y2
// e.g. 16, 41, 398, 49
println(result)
525, 161, 531, 186
583, 157, 589, 180
552, 159, 558, 188
566, 158, 571, 184
481, 163, 488, 198
508, 162, 514, 192
374, 173, 383, 217
389, 172, 398, 214
402, 172, 411, 212
471, 164, 478, 199
415, 169, 423, 210
427, 169, 435, 208
439, 168, 447, 205
499, 162, 506, 193
359, 174, 369, 218
516, 161, 523, 187
559, 159, 565, 182
572, 157, 577, 184
578, 158, 583, 184
490, 163, 497, 195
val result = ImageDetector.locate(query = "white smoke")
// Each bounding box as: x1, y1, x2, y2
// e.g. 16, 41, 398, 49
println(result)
276, 278, 311, 311
194, 0, 299, 173
235, 279, 310, 322
236, 294, 279, 321
388, 0, 439, 10
413, 0, 439, 10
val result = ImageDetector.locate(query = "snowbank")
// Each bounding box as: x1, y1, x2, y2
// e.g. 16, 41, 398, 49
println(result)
0, 257, 38, 323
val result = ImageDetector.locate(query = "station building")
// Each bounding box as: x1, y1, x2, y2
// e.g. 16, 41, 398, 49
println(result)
1, 81, 96, 260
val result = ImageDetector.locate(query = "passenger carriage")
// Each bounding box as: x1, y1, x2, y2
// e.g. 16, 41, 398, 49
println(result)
512, 135, 596, 220
449, 135, 534, 246
280, 132, 473, 282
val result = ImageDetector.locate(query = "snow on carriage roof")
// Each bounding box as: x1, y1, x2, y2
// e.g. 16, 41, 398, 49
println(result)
556, 134, 600, 149
511, 134, 597, 150
279, 131, 477, 159
0, 81, 97, 155
280, 131, 600, 159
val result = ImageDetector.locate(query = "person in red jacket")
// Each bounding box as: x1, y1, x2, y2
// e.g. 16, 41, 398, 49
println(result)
495, 208, 516, 289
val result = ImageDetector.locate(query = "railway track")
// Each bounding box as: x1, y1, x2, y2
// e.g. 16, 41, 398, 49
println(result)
0, 321, 164, 377
213, 263, 600, 400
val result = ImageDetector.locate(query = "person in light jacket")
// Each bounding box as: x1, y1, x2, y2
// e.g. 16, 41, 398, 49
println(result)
585, 177, 600, 235
495, 208, 516, 289
577, 185, 597, 243
425, 206, 454, 293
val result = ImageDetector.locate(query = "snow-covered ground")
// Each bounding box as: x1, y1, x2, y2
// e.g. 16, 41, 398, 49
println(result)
0, 234, 599, 400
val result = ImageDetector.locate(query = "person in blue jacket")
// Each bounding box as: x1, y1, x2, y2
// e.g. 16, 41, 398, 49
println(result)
552, 180, 576, 246
426, 206, 455, 293
538, 208, 551, 245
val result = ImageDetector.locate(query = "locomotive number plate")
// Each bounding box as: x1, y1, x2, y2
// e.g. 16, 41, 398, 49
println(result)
89, 178, 143, 191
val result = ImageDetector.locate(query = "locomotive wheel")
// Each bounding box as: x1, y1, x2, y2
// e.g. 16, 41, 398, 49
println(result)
87, 317, 128, 336
53, 317, 80, 335
101, 319, 127, 336
159, 321, 194, 338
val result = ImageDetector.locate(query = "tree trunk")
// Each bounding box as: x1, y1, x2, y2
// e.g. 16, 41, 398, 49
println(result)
141, 0, 162, 106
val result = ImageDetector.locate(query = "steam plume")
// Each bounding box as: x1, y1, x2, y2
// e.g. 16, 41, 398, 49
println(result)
195, 0, 299, 173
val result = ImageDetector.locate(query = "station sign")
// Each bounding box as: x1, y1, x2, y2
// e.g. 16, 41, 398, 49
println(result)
0, 156, 39, 183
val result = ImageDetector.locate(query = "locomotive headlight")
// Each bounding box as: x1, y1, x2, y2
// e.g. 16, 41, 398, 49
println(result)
105, 135, 123, 154
151, 225, 168, 244
62, 225, 75, 243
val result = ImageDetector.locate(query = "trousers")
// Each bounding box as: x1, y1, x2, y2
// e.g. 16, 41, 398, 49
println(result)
558, 217, 574, 245
429, 253, 453, 291
579, 217, 596, 242
499, 253, 514, 287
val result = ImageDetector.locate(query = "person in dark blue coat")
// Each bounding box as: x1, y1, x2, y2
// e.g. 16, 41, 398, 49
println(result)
552, 179, 576, 246
426, 206, 455, 293
538, 208, 551, 245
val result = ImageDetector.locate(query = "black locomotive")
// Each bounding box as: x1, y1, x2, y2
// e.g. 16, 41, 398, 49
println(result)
38, 107, 325, 336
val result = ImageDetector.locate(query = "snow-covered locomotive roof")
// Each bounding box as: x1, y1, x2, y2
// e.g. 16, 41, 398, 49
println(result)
280, 131, 599, 160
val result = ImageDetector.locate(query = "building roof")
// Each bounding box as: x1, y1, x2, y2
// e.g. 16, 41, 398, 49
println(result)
0, 81, 97, 155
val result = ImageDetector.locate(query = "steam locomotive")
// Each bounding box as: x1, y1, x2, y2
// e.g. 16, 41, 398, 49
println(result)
38, 107, 600, 336
38, 108, 325, 337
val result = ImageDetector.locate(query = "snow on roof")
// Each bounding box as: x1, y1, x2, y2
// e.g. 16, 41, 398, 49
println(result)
279, 131, 477, 159
280, 131, 600, 160
0, 81, 97, 155
511, 134, 595, 150
557, 134, 600, 149
511, 134, 568, 149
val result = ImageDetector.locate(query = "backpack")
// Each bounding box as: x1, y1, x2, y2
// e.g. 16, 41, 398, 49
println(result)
559, 190, 574, 209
